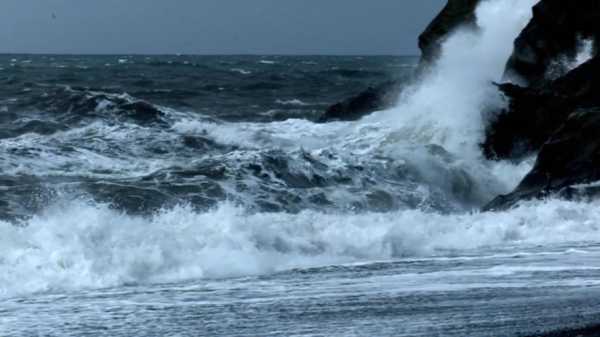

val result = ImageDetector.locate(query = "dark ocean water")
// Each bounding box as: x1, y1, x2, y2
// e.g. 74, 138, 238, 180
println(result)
2, 54, 600, 337
0, 55, 418, 219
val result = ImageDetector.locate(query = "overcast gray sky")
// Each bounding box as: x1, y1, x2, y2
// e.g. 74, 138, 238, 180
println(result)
0, 0, 445, 55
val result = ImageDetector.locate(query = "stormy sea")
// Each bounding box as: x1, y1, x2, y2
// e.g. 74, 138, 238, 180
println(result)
3, 1, 600, 336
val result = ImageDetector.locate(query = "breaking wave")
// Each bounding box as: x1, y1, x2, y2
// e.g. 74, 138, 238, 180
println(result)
2, 198, 600, 298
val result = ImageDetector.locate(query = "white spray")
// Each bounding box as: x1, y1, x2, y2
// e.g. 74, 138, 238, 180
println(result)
368, 0, 538, 158
547, 38, 596, 80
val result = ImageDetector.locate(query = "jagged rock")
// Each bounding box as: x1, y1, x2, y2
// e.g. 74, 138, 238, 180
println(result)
504, 0, 600, 86
418, 0, 481, 66
483, 55, 600, 160
317, 81, 400, 122
484, 0, 600, 210
484, 108, 600, 211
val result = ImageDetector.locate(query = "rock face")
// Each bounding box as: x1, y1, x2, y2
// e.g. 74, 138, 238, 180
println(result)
484, 55, 600, 160
319, 0, 481, 123
484, 108, 600, 211
418, 0, 481, 66
484, 56, 600, 210
504, 0, 600, 86
483, 0, 600, 210
317, 81, 400, 123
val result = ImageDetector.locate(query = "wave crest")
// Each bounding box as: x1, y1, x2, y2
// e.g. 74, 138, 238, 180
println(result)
2, 198, 600, 298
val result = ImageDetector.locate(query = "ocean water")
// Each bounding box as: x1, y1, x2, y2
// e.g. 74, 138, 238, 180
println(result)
3, 0, 600, 336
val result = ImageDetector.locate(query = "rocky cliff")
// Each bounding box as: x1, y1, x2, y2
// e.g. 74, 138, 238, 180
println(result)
484, 0, 600, 210
418, 0, 481, 66
321, 0, 600, 211
504, 0, 600, 86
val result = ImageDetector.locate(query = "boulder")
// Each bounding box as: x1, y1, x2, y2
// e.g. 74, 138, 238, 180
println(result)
317, 81, 400, 122
504, 0, 600, 86
484, 108, 600, 211
483, 55, 600, 160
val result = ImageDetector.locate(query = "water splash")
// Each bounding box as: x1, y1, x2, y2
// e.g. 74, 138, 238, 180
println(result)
369, 0, 538, 157
2, 198, 600, 298
547, 38, 596, 80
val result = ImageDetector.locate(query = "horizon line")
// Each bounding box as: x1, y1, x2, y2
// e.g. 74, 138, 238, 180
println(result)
0, 52, 421, 57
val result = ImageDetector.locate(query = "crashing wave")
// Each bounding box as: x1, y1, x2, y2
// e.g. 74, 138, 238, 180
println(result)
2, 198, 600, 298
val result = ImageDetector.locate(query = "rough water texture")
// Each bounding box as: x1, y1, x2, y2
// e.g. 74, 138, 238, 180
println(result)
3, 0, 600, 336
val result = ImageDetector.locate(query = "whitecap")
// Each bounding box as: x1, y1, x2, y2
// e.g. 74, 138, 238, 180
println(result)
2, 198, 600, 298
231, 68, 252, 75
275, 99, 310, 106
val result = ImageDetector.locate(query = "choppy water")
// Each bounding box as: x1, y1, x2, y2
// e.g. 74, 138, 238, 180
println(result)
0, 54, 418, 219
3, 1, 600, 335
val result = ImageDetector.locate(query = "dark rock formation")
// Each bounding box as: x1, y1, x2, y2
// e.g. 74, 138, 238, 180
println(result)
319, 0, 482, 123
484, 108, 600, 211
483, 55, 600, 160
317, 81, 400, 123
504, 0, 600, 86
484, 53, 600, 210
418, 0, 481, 66
482, 82, 569, 160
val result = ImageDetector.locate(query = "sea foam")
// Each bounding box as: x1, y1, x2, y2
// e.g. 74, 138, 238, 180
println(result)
2, 198, 600, 298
